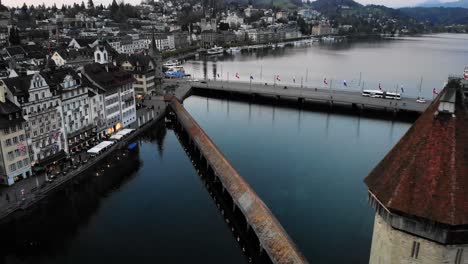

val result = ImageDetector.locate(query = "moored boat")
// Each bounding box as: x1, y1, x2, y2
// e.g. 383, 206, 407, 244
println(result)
207, 46, 224, 55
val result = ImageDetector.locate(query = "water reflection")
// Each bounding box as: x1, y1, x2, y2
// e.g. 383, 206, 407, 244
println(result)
0, 148, 141, 263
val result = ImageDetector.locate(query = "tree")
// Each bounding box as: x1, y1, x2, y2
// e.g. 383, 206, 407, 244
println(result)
9, 27, 20, 46
21, 3, 28, 14
80, 1, 86, 10
88, 0, 94, 9
110, 0, 119, 15
219, 22, 230, 31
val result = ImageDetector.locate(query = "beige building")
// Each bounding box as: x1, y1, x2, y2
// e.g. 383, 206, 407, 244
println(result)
116, 54, 157, 95
0, 82, 31, 186
2, 73, 67, 167
365, 81, 468, 264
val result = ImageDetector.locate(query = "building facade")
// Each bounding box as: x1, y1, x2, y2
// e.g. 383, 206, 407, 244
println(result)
2, 73, 67, 167
45, 69, 94, 153
0, 85, 31, 186
82, 46, 137, 135
117, 54, 157, 95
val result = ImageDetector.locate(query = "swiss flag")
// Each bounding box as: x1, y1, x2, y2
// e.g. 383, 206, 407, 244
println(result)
276, 75, 281, 82
378, 83, 382, 91
235, 73, 240, 79
323, 78, 328, 85
433, 88, 439, 95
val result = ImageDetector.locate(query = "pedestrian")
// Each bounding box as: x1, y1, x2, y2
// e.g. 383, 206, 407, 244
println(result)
6, 193, 9, 203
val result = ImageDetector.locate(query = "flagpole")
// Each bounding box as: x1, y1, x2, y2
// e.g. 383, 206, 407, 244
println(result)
358, 72, 362, 87
274, 75, 276, 86
227, 71, 229, 83
250, 74, 252, 92
260, 65, 263, 80
306, 68, 308, 83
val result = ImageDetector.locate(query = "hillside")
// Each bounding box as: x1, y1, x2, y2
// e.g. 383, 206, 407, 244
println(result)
418, 0, 468, 8
400, 7, 468, 25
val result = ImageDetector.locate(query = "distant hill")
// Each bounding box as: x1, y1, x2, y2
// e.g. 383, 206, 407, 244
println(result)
418, 0, 468, 8
310, 0, 362, 18
400, 7, 468, 24
226, 0, 302, 8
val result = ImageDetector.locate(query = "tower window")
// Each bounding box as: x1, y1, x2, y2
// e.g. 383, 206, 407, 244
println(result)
456, 249, 464, 264
411, 241, 420, 259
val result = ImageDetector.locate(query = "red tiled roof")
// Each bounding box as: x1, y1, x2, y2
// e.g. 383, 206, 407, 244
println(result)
365, 87, 468, 226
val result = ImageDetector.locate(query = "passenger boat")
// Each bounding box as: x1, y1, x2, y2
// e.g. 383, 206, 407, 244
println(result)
277, 43, 285, 48
166, 65, 185, 73
163, 60, 181, 67
228, 47, 241, 54
207, 46, 224, 55
464, 67, 468, 80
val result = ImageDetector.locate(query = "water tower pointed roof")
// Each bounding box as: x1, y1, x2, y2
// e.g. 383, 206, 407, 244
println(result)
365, 80, 468, 226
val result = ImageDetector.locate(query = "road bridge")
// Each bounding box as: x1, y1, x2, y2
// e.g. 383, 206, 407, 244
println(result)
191, 80, 429, 114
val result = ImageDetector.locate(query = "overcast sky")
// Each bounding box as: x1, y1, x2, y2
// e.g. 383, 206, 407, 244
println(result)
1, 0, 458, 8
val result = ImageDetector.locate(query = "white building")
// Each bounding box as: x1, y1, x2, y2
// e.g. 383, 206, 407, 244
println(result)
82, 46, 137, 135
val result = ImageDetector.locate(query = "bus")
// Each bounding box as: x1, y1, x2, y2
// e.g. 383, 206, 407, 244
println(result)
362, 90, 401, 100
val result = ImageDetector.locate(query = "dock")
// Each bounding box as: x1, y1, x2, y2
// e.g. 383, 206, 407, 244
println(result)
192, 80, 429, 114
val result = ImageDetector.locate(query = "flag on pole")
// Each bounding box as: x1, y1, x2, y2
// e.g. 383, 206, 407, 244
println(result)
323, 78, 328, 85
217, 73, 220, 78
276, 75, 281, 82
18, 143, 26, 154
433, 88, 439, 95
250, 75, 254, 80
235, 73, 240, 79
343, 80, 347, 87
378, 83, 382, 91
400, 85, 405, 93
293, 76, 296, 83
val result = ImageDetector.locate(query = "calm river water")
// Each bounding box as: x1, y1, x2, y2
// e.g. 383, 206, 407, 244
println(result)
1, 34, 467, 264
185, 34, 468, 98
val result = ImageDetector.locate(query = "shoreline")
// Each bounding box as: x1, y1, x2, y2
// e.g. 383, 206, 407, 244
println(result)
0, 82, 191, 223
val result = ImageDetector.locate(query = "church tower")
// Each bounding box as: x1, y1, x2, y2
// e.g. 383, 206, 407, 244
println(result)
365, 80, 468, 264
94, 44, 108, 65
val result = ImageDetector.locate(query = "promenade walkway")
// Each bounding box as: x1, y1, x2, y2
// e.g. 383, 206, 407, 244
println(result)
192, 80, 429, 113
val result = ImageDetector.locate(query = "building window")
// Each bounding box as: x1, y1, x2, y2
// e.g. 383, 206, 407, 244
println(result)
411, 241, 420, 259
7, 151, 13, 160
5, 139, 11, 146
35, 94, 39, 101
9, 163, 16, 172
456, 249, 464, 264
12, 137, 18, 144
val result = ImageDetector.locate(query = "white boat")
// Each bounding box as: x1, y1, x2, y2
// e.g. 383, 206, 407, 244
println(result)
464, 67, 468, 80
166, 66, 185, 73
321, 36, 336, 43
207, 46, 224, 55
228, 47, 241, 53
163, 60, 181, 67
277, 43, 285, 48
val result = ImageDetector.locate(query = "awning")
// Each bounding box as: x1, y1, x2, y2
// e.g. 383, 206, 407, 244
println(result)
110, 134, 124, 140
87, 141, 115, 154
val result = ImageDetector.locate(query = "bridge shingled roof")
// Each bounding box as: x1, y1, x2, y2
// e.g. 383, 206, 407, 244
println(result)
365, 85, 468, 226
